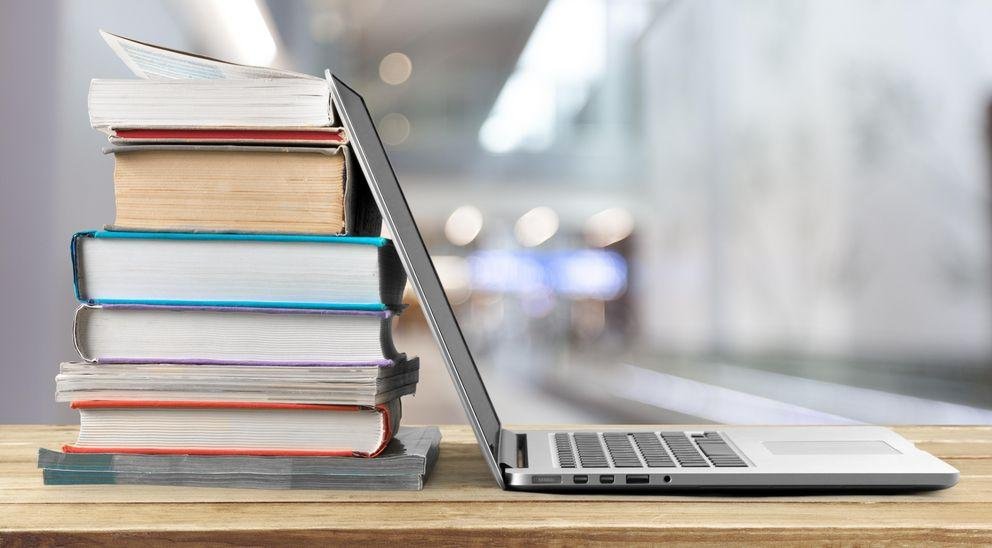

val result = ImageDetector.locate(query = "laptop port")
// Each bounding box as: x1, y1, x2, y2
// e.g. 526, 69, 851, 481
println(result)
573, 475, 588, 484
599, 474, 615, 484
664, 475, 672, 483
626, 474, 650, 484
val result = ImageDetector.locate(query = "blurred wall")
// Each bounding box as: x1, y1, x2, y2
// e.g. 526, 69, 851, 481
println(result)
639, 0, 992, 364
0, 1, 188, 423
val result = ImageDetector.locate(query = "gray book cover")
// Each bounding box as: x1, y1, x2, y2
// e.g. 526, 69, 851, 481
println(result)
39, 426, 440, 490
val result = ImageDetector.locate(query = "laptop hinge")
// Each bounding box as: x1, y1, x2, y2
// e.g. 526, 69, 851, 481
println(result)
498, 429, 527, 469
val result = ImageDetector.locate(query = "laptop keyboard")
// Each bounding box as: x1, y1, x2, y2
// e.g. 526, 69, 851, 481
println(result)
553, 431, 747, 469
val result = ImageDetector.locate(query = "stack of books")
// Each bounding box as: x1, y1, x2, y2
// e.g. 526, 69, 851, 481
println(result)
40, 32, 438, 490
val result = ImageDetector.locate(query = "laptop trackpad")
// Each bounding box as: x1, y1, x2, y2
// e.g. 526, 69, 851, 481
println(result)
763, 441, 900, 455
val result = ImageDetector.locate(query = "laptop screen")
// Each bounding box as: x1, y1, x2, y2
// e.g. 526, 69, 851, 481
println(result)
329, 75, 504, 477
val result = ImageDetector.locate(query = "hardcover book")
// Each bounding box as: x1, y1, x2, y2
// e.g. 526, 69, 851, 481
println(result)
71, 231, 406, 309
63, 399, 401, 457
105, 144, 380, 235
107, 128, 348, 146
74, 305, 401, 366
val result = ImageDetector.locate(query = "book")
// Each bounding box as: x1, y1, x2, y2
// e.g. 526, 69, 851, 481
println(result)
105, 145, 379, 235
55, 358, 420, 406
71, 231, 405, 309
108, 128, 347, 146
87, 31, 335, 133
74, 305, 401, 365
47, 31, 425, 492
63, 400, 401, 457
38, 426, 441, 490
42, 470, 428, 490
89, 78, 336, 131
88, 33, 337, 132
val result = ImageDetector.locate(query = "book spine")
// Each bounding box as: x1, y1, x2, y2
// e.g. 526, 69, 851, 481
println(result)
378, 242, 407, 308
72, 305, 95, 362
367, 401, 398, 458
342, 144, 384, 236
69, 232, 96, 302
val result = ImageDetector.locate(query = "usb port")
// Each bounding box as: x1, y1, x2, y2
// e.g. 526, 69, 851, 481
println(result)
626, 474, 650, 484
573, 474, 588, 484
599, 474, 615, 484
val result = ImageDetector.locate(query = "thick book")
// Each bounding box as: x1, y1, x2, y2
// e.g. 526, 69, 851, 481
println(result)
63, 399, 401, 457
89, 33, 337, 132
71, 231, 405, 309
38, 426, 441, 490
74, 305, 401, 366
104, 144, 380, 235
55, 358, 419, 406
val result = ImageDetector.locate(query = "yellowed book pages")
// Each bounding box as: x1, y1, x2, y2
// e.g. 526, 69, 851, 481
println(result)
111, 146, 347, 234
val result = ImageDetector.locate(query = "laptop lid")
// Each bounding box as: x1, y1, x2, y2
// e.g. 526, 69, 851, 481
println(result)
328, 75, 506, 487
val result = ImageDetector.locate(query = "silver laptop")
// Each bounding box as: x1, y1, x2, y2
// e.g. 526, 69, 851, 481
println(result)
329, 76, 959, 492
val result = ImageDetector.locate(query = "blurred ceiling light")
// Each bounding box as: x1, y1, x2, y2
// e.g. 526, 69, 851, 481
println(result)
379, 52, 413, 85
444, 205, 484, 246
479, 73, 553, 154
479, 0, 607, 154
514, 206, 559, 247
584, 207, 635, 247
431, 255, 472, 305
379, 113, 411, 146
207, 0, 277, 65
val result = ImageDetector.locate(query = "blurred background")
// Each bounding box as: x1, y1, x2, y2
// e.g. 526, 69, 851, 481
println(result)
3, 0, 992, 425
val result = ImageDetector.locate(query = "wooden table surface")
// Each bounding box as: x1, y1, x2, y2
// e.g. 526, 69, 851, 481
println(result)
2, 424, 991, 545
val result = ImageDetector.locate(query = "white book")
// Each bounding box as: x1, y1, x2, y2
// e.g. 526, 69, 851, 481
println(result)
55, 359, 419, 406
71, 232, 406, 308
65, 399, 401, 457
89, 31, 334, 131
74, 305, 401, 365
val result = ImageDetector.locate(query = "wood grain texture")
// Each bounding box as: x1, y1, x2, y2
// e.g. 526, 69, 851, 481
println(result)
2, 424, 991, 545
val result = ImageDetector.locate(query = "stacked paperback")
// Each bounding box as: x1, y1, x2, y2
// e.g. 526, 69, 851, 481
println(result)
40, 32, 438, 490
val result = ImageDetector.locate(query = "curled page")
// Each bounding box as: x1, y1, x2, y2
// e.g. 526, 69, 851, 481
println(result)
100, 30, 318, 80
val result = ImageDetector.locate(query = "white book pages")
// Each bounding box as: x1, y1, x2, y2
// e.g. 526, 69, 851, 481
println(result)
74, 406, 386, 453
74, 306, 398, 364
93, 32, 333, 130
76, 237, 385, 306
100, 30, 319, 80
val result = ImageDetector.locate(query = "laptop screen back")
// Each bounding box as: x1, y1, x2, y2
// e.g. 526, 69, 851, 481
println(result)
329, 76, 504, 481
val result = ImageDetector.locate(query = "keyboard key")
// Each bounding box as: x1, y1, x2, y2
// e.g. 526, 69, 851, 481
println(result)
573, 433, 609, 468
602, 433, 642, 467
660, 432, 712, 468
554, 432, 577, 468
632, 432, 675, 468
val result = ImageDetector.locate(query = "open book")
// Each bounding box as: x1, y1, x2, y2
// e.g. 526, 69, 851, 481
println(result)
89, 31, 341, 138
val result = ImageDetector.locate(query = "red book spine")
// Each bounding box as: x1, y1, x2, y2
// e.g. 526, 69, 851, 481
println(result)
112, 128, 346, 142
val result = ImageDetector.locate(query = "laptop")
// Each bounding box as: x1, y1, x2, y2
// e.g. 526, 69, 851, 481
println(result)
329, 76, 959, 492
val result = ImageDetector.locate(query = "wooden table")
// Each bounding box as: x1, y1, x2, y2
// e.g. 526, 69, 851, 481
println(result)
2, 425, 991, 545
